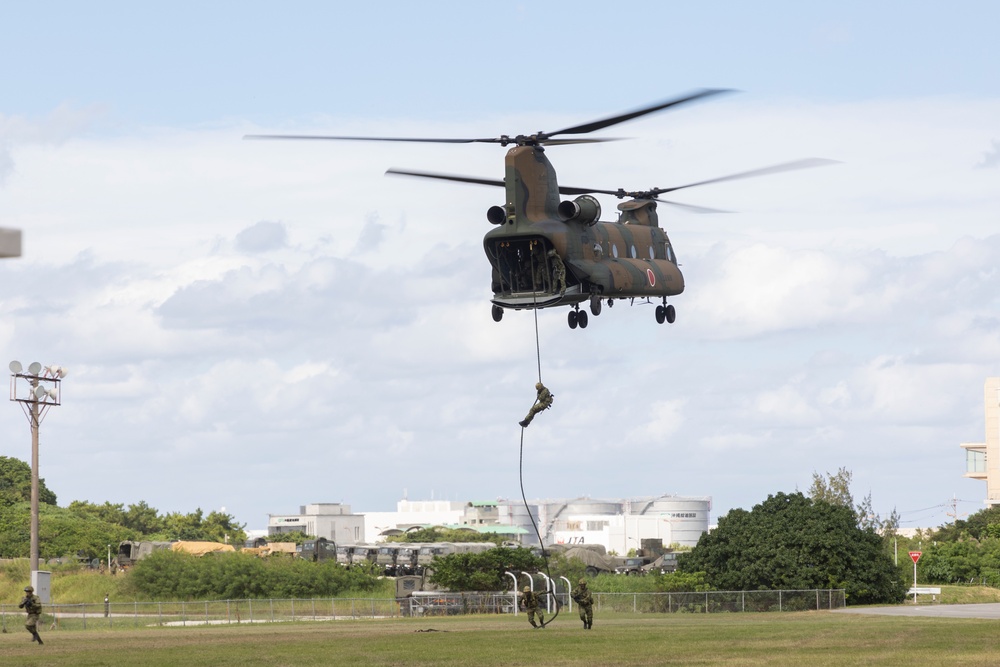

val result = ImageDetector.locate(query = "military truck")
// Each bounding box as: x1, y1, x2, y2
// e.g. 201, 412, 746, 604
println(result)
394, 544, 425, 576
559, 546, 624, 576
415, 542, 495, 574
116, 541, 173, 568
376, 544, 401, 575
615, 556, 652, 575
349, 544, 379, 569
336, 544, 355, 567
296, 537, 337, 562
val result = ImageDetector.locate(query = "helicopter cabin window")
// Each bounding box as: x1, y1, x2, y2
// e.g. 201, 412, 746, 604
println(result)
648, 245, 655, 260
611, 244, 619, 258
630, 244, 637, 258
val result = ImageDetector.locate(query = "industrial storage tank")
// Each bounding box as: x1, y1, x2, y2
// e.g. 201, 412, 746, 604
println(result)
633, 495, 711, 547
498, 502, 542, 545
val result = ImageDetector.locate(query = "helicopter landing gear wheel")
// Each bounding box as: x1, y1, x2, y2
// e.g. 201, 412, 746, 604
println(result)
665, 304, 676, 324
590, 296, 602, 316
578, 310, 589, 328
491, 304, 504, 322
655, 305, 666, 324
568, 310, 578, 329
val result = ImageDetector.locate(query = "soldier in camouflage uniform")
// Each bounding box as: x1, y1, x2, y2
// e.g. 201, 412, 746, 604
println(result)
572, 578, 594, 629
547, 249, 566, 295
18, 585, 43, 645
531, 244, 548, 292
519, 382, 553, 428
520, 586, 547, 628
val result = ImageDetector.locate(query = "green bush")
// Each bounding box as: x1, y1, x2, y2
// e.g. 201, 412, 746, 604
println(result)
125, 550, 383, 600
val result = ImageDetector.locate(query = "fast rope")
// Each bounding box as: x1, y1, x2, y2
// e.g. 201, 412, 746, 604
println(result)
516, 273, 560, 626
519, 426, 561, 626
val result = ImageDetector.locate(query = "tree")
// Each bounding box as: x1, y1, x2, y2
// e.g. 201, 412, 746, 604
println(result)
810, 467, 900, 536
68, 500, 127, 525
123, 501, 166, 535
680, 492, 906, 605
428, 547, 543, 591
0, 456, 57, 506
157, 508, 247, 545
386, 527, 501, 545
808, 467, 854, 508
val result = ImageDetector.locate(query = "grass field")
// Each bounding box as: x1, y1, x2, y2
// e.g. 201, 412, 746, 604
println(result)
3, 610, 1000, 666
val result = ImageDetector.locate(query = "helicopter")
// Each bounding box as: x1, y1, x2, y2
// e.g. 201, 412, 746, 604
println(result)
246, 90, 833, 329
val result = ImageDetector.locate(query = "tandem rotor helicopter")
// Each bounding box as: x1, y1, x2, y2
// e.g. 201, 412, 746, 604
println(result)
247, 89, 833, 330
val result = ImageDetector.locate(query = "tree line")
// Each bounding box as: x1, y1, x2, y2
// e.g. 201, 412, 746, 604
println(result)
0, 456, 247, 560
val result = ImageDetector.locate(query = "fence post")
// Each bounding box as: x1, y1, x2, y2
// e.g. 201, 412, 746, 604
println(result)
742, 591, 745, 613
779, 590, 782, 612
269, 599, 274, 623
205, 601, 209, 625
704, 592, 708, 613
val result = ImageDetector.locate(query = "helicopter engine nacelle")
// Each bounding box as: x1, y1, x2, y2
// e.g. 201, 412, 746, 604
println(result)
487, 205, 506, 225
558, 195, 601, 225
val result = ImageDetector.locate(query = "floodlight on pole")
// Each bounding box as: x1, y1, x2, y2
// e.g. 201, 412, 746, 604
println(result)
9, 360, 66, 573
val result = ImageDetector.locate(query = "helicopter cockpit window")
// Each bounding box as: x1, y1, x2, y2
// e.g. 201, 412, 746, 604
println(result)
611, 244, 619, 258
665, 244, 675, 263
648, 245, 655, 260
630, 244, 637, 258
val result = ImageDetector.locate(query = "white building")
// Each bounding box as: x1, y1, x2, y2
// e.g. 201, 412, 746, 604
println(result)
362, 499, 466, 541
962, 377, 999, 505
510, 496, 711, 552
268, 503, 365, 544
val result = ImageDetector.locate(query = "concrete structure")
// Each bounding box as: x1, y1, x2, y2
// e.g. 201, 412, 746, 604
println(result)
961, 378, 1000, 504
268, 503, 365, 544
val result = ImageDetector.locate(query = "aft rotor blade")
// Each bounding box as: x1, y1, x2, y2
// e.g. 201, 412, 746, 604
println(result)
244, 134, 501, 144
548, 89, 734, 138
386, 168, 505, 188
653, 158, 839, 195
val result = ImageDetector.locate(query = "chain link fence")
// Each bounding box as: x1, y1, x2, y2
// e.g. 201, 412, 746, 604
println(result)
594, 590, 846, 614
0, 589, 845, 631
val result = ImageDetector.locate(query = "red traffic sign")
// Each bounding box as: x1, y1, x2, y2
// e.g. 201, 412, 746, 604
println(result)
909, 551, 922, 564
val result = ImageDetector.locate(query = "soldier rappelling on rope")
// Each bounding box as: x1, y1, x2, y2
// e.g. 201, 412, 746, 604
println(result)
519, 382, 553, 428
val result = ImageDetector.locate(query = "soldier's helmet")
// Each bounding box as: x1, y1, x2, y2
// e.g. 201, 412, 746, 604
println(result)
24, 585, 33, 592
578, 578, 587, 586
523, 586, 530, 593
535, 382, 542, 390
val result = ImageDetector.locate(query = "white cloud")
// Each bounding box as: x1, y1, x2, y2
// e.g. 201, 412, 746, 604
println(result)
1, 95, 998, 529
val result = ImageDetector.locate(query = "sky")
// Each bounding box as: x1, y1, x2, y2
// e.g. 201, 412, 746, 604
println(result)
1, 1, 999, 533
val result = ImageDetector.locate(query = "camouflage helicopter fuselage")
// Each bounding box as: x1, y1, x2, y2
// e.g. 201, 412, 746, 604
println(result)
484, 145, 683, 312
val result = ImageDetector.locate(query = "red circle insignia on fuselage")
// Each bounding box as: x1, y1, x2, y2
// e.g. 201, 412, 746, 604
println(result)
646, 268, 656, 286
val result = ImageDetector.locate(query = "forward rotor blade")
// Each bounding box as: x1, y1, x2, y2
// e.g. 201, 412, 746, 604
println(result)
653, 158, 839, 195
244, 134, 500, 144
548, 89, 734, 138
386, 168, 505, 188
653, 199, 732, 214
540, 138, 623, 146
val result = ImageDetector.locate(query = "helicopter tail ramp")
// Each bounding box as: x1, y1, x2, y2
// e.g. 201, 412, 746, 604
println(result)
0, 228, 21, 258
